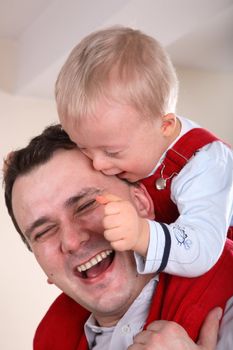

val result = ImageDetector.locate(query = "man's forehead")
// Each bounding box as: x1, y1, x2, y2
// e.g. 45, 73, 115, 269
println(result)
13, 148, 127, 204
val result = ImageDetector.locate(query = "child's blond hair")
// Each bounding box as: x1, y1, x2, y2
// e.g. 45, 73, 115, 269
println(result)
55, 26, 178, 125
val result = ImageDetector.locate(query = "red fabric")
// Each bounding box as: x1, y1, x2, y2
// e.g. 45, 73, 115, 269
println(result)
145, 240, 233, 341
142, 128, 219, 223
141, 127, 232, 237
33, 293, 90, 350
228, 227, 233, 240
34, 240, 233, 349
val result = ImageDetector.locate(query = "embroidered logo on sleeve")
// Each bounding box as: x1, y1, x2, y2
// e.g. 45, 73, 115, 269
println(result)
173, 225, 192, 250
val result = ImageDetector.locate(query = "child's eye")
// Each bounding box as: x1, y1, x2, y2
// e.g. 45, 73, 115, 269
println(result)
105, 151, 120, 158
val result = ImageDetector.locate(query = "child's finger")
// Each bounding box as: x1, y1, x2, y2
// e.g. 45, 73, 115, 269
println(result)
104, 227, 123, 242
103, 213, 122, 230
104, 228, 129, 251
96, 193, 122, 205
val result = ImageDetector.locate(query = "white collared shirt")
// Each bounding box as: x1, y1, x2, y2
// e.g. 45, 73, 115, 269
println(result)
84, 277, 158, 349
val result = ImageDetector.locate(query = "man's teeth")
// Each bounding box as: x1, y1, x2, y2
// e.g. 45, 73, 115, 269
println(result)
77, 250, 113, 272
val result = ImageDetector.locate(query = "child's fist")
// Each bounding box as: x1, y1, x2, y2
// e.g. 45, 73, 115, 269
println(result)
96, 194, 149, 256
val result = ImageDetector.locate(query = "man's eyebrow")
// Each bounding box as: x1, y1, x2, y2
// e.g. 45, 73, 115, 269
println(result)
25, 216, 50, 238
64, 187, 103, 208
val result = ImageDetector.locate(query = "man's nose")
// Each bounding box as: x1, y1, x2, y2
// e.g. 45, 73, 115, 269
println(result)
60, 223, 89, 254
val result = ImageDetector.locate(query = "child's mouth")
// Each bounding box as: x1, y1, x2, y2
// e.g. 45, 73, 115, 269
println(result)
117, 171, 127, 179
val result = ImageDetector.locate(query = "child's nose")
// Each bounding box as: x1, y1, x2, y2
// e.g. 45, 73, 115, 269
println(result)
92, 155, 112, 172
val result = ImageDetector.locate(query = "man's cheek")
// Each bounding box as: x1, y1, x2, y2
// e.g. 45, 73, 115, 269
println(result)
80, 206, 105, 234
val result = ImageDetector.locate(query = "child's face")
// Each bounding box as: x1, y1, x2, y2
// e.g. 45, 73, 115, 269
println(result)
64, 101, 170, 182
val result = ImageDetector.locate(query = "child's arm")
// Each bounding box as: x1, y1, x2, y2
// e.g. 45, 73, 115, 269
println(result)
96, 194, 150, 256
137, 141, 233, 277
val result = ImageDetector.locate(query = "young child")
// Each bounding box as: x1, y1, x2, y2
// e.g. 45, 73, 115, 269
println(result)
55, 26, 233, 277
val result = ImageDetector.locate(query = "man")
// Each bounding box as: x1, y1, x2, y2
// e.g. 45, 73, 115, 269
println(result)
3, 124, 233, 350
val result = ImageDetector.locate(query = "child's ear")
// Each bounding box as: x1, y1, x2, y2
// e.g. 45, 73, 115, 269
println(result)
161, 113, 177, 136
130, 183, 155, 220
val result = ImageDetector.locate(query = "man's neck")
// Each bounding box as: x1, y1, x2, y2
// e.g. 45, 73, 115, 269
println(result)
93, 274, 153, 327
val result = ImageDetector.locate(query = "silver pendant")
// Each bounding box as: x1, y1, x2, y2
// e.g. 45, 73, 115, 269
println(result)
155, 177, 167, 190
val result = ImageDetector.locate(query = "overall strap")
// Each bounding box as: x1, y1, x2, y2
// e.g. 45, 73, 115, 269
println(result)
142, 128, 219, 223
163, 128, 219, 174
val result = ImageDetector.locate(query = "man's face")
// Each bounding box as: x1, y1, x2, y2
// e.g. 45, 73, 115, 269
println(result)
12, 149, 152, 325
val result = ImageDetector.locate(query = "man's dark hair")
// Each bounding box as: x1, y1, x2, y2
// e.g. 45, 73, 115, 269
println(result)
3, 124, 76, 250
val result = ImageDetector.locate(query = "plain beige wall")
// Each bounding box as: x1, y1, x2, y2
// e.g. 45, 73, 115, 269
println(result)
0, 68, 232, 349
0, 92, 59, 350
176, 67, 233, 144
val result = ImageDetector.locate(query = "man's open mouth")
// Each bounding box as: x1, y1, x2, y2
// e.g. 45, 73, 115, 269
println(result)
75, 250, 115, 279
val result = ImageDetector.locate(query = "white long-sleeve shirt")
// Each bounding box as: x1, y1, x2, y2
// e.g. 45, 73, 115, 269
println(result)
136, 116, 233, 277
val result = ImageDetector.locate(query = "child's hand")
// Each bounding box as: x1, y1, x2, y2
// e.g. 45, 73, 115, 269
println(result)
96, 193, 149, 256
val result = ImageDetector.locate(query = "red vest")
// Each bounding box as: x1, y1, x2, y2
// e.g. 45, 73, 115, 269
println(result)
34, 240, 233, 350
142, 128, 233, 239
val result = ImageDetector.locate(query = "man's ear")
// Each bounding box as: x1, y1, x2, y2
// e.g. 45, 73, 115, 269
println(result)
130, 183, 155, 220
47, 277, 54, 285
